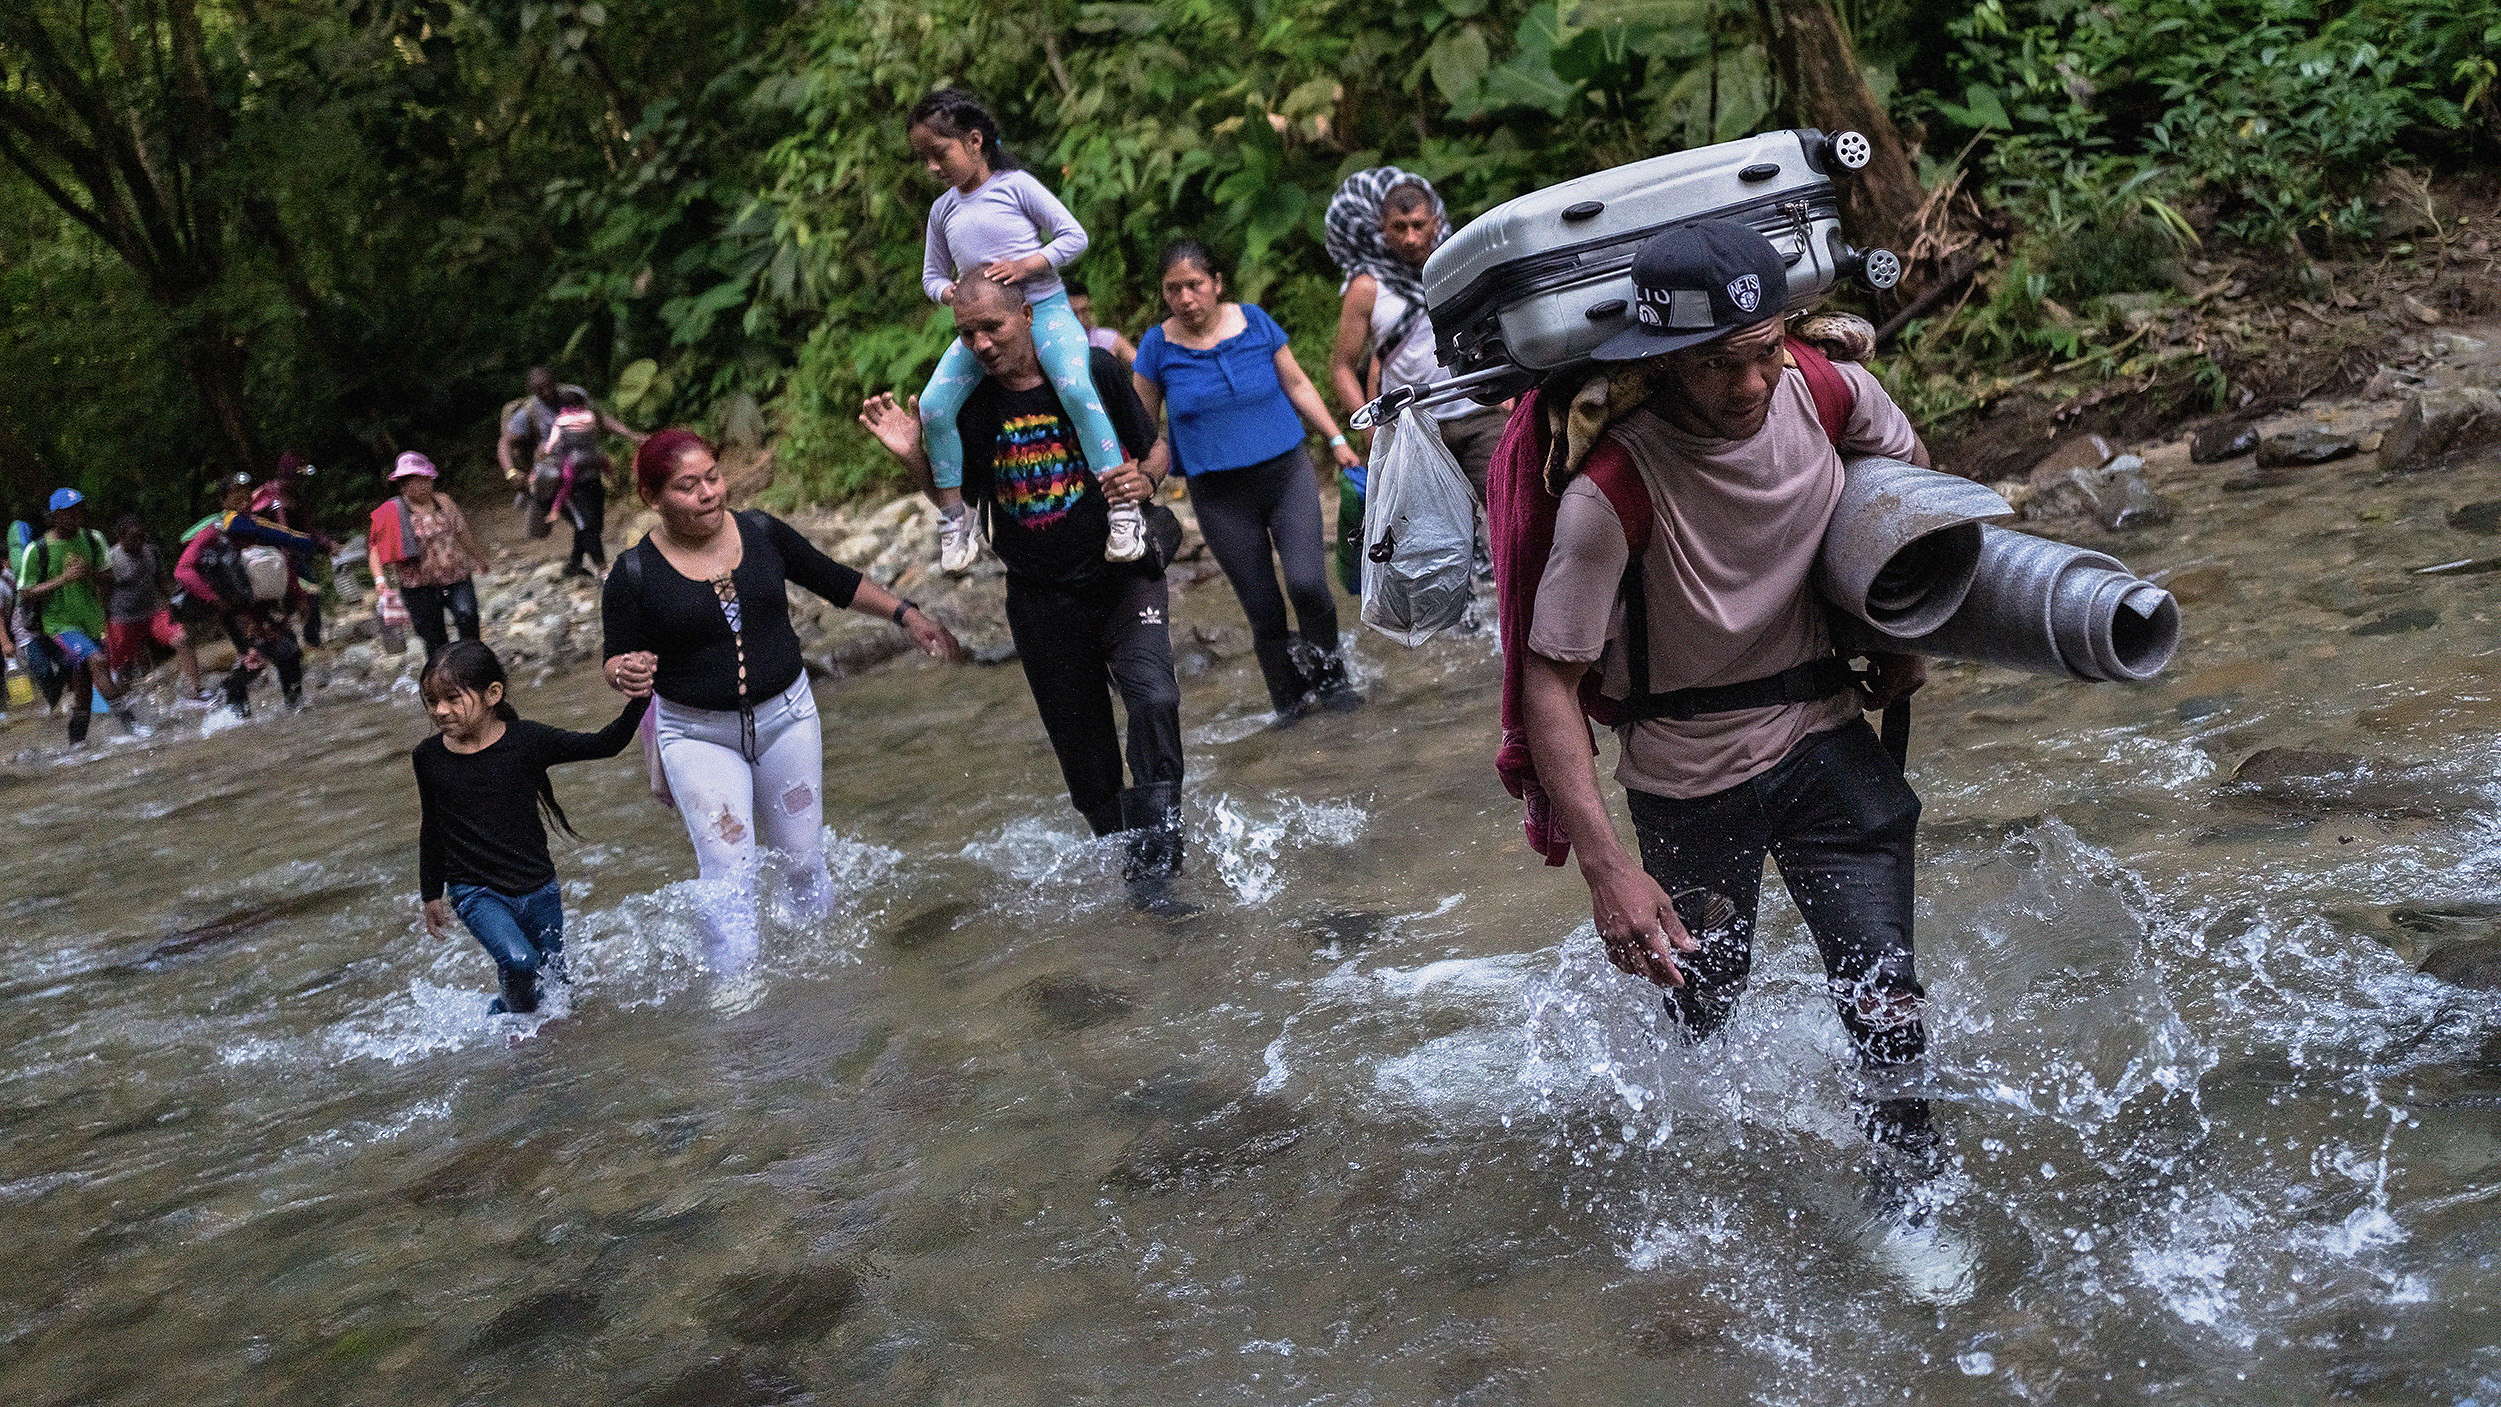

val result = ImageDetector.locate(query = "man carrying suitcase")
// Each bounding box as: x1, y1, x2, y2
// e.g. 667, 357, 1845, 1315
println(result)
1508, 220, 1967, 1298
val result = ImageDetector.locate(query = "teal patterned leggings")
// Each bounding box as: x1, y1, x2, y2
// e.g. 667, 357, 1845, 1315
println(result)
919, 287, 1123, 490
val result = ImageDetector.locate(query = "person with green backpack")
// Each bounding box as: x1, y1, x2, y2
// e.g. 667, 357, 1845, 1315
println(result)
15, 488, 145, 745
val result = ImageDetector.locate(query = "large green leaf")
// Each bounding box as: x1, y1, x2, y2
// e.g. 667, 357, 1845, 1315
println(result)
1428, 24, 1492, 105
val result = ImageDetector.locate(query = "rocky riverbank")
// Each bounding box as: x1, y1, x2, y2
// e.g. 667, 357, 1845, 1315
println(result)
304, 488, 1242, 699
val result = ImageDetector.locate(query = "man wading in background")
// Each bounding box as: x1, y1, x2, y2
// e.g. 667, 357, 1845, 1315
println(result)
498, 366, 646, 554
1501, 221, 1967, 1302
858, 279, 1188, 910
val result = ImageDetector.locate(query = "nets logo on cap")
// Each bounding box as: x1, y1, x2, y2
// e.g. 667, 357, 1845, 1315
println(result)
1726, 274, 1762, 314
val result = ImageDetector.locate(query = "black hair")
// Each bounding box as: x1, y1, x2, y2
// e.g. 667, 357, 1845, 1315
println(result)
420, 641, 580, 838
906, 88, 1021, 172
554, 386, 592, 410
1383, 181, 1435, 217
112, 514, 144, 539
1157, 238, 1222, 281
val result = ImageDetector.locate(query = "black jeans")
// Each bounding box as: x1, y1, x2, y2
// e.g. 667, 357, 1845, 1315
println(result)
1004, 570, 1184, 836
1625, 719, 1925, 1071
1186, 445, 1338, 711
403, 578, 481, 662
219, 609, 304, 712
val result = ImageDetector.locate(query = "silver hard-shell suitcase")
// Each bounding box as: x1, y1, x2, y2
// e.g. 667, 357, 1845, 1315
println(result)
1421, 129, 1897, 403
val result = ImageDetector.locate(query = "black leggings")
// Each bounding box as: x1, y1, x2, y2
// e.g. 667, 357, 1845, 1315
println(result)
559, 476, 607, 570
1004, 571, 1184, 837
1625, 719, 1924, 1067
403, 578, 481, 661
1186, 445, 1338, 711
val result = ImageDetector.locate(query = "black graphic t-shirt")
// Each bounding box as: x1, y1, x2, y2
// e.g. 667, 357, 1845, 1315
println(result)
956, 348, 1157, 588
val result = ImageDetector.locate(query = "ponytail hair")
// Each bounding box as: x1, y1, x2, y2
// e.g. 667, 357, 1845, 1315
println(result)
420, 641, 579, 838
906, 88, 1020, 172
633, 428, 715, 503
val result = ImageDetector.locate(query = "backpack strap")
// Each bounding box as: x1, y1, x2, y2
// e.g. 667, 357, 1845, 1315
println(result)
1785, 335, 1855, 449
1578, 348, 1873, 732
1580, 441, 1650, 558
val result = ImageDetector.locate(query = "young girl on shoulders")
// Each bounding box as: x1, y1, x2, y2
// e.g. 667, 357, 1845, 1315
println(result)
412, 640, 647, 1017
906, 88, 1143, 571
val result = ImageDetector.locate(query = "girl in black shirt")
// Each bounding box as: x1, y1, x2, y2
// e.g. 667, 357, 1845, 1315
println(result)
412, 641, 646, 1016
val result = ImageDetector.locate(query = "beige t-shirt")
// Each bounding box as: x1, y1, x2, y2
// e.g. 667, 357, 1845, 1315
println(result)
1528, 360, 1924, 798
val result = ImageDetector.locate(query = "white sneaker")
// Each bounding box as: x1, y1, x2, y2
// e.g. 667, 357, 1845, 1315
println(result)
1104, 501, 1146, 562
937, 508, 978, 574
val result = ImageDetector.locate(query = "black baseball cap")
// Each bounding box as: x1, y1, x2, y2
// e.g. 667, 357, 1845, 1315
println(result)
1590, 220, 1790, 361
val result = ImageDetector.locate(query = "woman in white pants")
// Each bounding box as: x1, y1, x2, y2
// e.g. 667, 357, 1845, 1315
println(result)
602, 430, 960, 972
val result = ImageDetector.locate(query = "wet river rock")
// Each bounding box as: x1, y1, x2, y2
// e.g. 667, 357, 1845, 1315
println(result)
2219, 747, 2473, 818
2380, 385, 2501, 472
2420, 937, 2501, 991
2254, 427, 2363, 468
707, 1265, 861, 1344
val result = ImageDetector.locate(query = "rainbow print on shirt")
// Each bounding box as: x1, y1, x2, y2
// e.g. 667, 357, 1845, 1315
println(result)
991, 411, 1090, 530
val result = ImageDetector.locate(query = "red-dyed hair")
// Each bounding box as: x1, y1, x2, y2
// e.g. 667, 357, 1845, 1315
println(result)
634, 429, 715, 502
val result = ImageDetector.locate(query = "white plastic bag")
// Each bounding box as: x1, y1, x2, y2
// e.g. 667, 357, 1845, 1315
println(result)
1358, 408, 1477, 646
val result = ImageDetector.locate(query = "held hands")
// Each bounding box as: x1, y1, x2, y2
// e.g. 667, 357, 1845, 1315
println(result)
857, 392, 923, 462
604, 650, 657, 698
1585, 860, 1698, 988
422, 897, 453, 940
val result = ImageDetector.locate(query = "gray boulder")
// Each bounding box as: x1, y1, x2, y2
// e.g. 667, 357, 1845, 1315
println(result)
2254, 427, 2361, 468
2380, 386, 2501, 472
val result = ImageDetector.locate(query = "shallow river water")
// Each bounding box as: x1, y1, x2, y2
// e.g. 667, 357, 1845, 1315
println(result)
8, 440, 2501, 1405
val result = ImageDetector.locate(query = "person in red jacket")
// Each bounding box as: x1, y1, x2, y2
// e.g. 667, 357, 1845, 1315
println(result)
177, 474, 330, 715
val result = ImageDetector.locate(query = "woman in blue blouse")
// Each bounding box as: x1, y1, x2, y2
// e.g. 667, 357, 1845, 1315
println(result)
1133, 240, 1365, 723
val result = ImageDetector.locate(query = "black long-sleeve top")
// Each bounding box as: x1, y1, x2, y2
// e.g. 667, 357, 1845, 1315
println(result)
599, 510, 865, 711
412, 697, 649, 901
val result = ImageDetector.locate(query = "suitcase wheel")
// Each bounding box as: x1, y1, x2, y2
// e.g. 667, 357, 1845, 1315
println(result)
1861, 248, 1902, 290
1830, 131, 1873, 170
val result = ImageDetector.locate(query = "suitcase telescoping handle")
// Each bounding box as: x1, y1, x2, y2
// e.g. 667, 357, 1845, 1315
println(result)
1350, 364, 1532, 431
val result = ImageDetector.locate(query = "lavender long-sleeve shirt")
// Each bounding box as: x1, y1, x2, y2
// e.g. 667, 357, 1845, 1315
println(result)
921, 169, 1088, 305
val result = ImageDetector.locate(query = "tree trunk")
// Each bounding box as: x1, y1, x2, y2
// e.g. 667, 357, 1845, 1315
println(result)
180, 313, 261, 476
1755, 0, 1940, 291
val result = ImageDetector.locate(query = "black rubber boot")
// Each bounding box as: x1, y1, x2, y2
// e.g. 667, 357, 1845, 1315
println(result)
493, 963, 541, 1016
1119, 783, 1192, 913
1307, 653, 1362, 712
1254, 632, 1313, 723
66, 707, 90, 746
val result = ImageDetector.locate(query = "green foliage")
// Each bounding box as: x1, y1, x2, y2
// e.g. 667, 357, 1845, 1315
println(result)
8, 0, 2497, 526
750, 0, 1777, 501
1918, 0, 2488, 248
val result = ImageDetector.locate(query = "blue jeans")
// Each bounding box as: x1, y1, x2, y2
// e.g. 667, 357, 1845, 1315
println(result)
449, 879, 564, 1013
